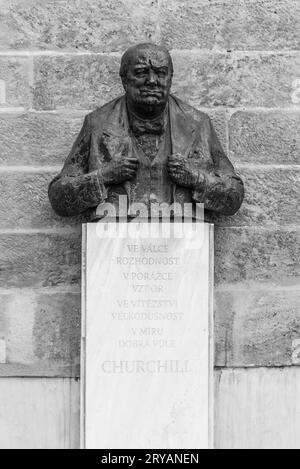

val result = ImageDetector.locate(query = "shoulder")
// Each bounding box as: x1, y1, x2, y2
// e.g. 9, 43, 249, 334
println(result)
84, 95, 125, 130
169, 94, 211, 127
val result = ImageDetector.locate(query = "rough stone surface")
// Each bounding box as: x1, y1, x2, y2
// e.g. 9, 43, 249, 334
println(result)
0, 1, 299, 375
2, 285, 300, 374
0, 0, 159, 51
0, 171, 93, 228
32, 51, 300, 110
0, 291, 80, 374
33, 54, 123, 110
0, 109, 226, 167
0, 56, 32, 108
1, 167, 298, 229
159, 0, 300, 51
202, 108, 227, 151
0, 111, 86, 165
209, 167, 300, 227
33, 292, 80, 370
229, 111, 300, 165
215, 227, 300, 286
215, 288, 300, 367
0, 232, 81, 288
172, 51, 300, 108
1, 0, 300, 52
1, 228, 297, 290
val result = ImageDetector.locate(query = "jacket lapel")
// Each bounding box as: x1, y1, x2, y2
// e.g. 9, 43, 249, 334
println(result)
168, 95, 198, 210
102, 94, 198, 161
98, 94, 199, 213
101, 96, 131, 159
98, 97, 133, 204
169, 94, 197, 157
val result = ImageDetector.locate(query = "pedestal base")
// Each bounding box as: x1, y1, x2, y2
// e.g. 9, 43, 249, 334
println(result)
81, 222, 214, 449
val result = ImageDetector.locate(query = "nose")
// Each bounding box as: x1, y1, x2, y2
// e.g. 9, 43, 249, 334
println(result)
147, 69, 158, 85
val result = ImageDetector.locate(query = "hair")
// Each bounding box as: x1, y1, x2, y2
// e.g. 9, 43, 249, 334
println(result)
119, 43, 174, 84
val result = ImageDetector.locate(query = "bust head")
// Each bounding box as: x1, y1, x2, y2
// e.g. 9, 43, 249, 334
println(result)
119, 43, 173, 119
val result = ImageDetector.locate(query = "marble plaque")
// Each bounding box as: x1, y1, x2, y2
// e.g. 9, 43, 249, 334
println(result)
81, 222, 214, 449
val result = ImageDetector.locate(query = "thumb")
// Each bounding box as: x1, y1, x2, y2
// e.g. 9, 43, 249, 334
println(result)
121, 140, 130, 157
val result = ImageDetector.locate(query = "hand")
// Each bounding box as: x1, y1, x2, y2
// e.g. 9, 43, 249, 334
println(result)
99, 156, 139, 185
167, 153, 199, 188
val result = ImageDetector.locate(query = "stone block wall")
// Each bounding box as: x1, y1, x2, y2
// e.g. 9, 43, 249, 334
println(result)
0, 0, 299, 447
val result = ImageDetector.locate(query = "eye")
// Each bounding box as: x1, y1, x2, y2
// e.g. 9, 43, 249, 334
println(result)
135, 69, 147, 76
155, 68, 168, 77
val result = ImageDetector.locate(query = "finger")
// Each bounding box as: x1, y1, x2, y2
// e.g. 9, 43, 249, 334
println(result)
125, 158, 139, 164
125, 163, 139, 170
168, 158, 179, 165
120, 141, 129, 156
169, 173, 178, 182
167, 164, 179, 171
125, 162, 139, 170
169, 154, 181, 161
125, 169, 137, 177
168, 169, 177, 177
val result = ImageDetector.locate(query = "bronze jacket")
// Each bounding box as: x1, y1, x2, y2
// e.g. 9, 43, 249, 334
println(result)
48, 94, 244, 218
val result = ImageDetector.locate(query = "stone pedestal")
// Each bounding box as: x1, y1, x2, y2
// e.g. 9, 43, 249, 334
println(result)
81, 221, 214, 449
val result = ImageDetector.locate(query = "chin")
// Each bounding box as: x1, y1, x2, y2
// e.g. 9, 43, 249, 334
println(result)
136, 95, 167, 107
142, 96, 162, 105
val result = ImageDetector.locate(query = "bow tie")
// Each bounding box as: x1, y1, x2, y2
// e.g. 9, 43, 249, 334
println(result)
129, 112, 166, 136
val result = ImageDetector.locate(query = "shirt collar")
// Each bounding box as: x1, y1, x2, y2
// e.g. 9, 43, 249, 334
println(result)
127, 103, 168, 136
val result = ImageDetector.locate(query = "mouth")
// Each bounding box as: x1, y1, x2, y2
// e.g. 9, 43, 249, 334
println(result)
140, 89, 163, 97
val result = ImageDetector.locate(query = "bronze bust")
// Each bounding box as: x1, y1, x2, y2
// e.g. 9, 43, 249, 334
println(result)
48, 43, 244, 219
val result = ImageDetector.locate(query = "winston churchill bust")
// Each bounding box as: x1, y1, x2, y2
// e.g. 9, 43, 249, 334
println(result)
48, 43, 244, 219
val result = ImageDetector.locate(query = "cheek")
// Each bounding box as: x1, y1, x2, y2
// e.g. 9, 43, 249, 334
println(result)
166, 77, 172, 88
128, 77, 144, 88
126, 83, 140, 97
159, 78, 172, 89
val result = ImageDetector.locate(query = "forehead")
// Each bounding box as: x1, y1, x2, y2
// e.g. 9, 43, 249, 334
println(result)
129, 47, 170, 68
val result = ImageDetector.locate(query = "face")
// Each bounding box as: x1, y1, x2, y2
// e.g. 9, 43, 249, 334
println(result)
123, 46, 172, 115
